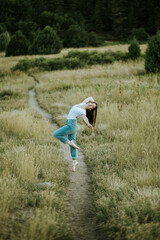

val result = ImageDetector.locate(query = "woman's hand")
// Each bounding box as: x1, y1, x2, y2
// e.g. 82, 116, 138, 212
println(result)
83, 96, 94, 103
88, 124, 94, 130
82, 115, 94, 129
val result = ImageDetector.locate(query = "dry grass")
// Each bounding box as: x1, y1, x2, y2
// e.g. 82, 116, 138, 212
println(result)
0, 109, 51, 139
0, 43, 146, 73
1, 43, 159, 239
63, 43, 147, 53
35, 57, 160, 239
0, 72, 72, 240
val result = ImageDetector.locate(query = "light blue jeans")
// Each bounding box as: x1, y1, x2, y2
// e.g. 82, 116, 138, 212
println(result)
53, 119, 78, 159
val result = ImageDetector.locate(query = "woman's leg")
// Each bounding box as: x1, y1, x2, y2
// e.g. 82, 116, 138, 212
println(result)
68, 132, 78, 171
53, 125, 71, 144
53, 120, 78, 171
53, 121, 79, 149
68, 132, 77, 159
53, 120, 79, 149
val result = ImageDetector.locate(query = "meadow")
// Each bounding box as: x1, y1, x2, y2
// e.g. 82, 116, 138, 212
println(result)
0, 73, 72, 239
0, 43, 160, 239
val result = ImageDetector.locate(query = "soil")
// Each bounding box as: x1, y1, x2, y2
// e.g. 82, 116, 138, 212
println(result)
29, 87, 98, 240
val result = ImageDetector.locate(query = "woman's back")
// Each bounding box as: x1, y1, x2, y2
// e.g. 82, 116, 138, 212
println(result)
67, 103, 86, 120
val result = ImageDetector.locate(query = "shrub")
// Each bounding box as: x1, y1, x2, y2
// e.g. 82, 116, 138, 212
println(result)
12, 58, 47, 71
65, 50, 90, 60
63, 24, 88, 47
130, 28, 149, 42
87, 51, 103, 65
6, 31, 29, 56
145, 33, 160, 73
13, 50, 130, 72
29, 26, 62, 55
65, 50, 128, 64
40, 58, 83, 71
13, 59, 33, 71
88, 32, 100, 47
101, 54, 115, 64
13, 50, 129, 71
128, 38, 141, 60
0, 31, 10, 52
13, 57, 83, 71
86, 51, 114, 65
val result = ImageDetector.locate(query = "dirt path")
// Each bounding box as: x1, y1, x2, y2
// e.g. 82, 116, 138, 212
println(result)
29, 86, 98, 240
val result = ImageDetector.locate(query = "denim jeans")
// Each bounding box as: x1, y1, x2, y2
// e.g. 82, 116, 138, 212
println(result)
53, 119, 78, 159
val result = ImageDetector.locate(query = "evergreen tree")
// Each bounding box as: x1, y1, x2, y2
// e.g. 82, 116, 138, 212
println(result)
63, 24, 88, 47
0, 0, 160, 43
111, 0, 129, 39
29, 26, 62, 54
17, 20, 38, 41
30, 0, 46, 21
130, 28, 149, 41
6, 30, 29, 56
0, 23, 6, 34
94, 0, 106, 32
39, 11, 55, 29
128, 38, 141, 59
155, 4, 160, 31
88, 32, 101, 46
0, 31, 10, 52
145, 33, 160, 73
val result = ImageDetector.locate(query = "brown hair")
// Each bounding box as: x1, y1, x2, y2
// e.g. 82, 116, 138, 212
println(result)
86, 102, 97, 127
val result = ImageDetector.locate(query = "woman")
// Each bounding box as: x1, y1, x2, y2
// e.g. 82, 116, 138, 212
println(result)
53, 96, 97, 171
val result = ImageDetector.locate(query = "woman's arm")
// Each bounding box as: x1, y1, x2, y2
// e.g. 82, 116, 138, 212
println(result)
82, 115, 94, 129
82, 96, 94, 103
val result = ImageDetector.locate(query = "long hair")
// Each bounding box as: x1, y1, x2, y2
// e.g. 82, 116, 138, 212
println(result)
86, 102, 97, 127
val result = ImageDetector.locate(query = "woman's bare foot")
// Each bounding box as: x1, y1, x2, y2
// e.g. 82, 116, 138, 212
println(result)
67, 140, 79, 149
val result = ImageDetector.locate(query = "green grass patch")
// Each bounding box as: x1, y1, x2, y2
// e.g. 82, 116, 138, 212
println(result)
12, 50, 142, 72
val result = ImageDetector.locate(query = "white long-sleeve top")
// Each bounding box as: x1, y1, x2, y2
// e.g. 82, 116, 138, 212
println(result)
67, 102, 86, 119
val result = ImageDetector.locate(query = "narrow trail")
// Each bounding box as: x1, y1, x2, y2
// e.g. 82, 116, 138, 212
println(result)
29, 82, 98, 240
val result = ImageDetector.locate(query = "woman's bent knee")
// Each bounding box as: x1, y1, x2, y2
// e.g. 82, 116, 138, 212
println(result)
53, 131, 58, 138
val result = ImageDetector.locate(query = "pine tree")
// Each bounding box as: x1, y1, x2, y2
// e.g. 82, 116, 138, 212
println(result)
145, 33, 160, 73
0, 31, 10, 51
6, 30, 29, 56
111, 0, 129, 39
29, 26, 62, 54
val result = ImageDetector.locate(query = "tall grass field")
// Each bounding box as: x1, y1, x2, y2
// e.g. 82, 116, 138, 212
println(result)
0, 44, 160, 239
0, 73, 72, 239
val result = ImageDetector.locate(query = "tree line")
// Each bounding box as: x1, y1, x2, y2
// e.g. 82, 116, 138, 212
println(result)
0, 0, 160, 41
